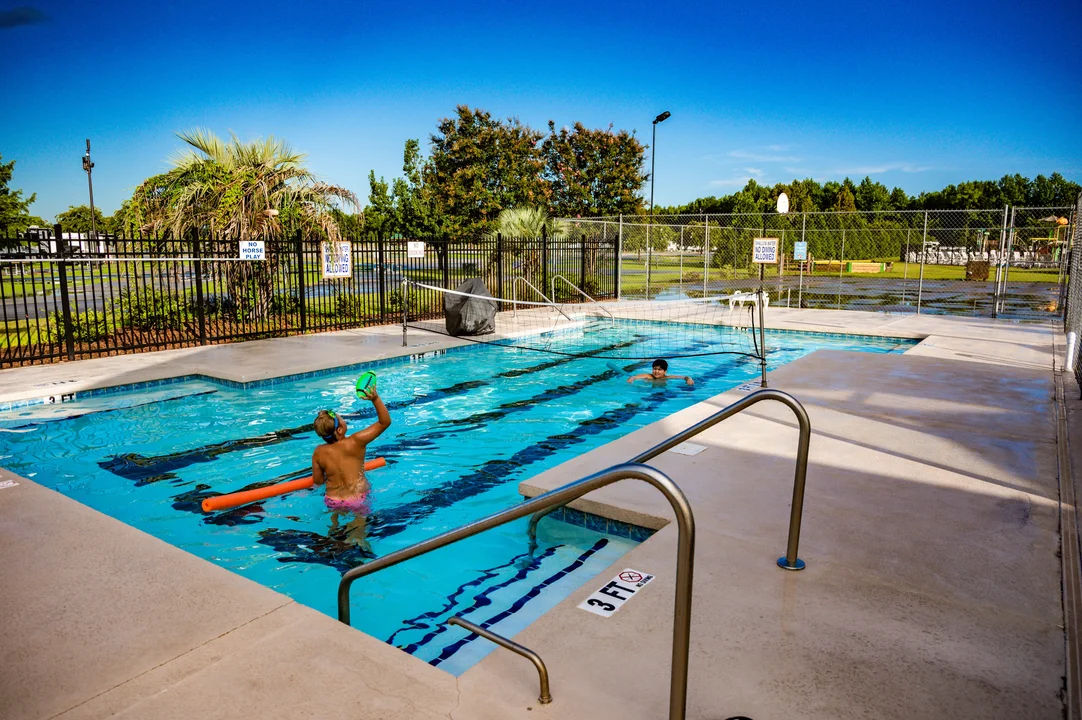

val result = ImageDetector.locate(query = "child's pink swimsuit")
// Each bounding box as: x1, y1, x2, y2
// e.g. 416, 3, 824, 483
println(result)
325, 493, 370, 514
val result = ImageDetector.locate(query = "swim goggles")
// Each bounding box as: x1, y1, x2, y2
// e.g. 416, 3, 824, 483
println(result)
320, 410, 340, 443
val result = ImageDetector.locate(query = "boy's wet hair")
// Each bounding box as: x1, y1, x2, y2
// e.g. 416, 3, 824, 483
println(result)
652, 358, 668, 371
314, 410, 338, 442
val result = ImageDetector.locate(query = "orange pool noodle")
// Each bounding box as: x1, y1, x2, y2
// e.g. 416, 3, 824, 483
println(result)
200, 457, 386, 512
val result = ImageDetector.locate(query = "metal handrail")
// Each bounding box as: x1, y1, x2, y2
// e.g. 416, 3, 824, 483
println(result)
528, 388, 811, 571
512, 276, 573, 323
551, 274, 615, 327
448, 616, 552, 704
338, 462, 696, 720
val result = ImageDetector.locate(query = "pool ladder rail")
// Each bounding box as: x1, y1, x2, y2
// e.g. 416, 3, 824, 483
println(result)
550, 274, 616, 328
528, 388, 812, 572
337, 462, 695, 720
511, 276, 574, 323
447, 616, 552, 705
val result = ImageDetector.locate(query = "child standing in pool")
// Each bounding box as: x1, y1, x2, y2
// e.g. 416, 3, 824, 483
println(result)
311, 385, 391, 514
627, 358, 694, 386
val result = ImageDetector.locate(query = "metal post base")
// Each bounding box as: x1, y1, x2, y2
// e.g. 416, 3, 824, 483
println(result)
777, 557, 805, 571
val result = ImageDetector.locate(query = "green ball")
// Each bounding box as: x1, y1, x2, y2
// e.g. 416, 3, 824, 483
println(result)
355, 371, 377, 396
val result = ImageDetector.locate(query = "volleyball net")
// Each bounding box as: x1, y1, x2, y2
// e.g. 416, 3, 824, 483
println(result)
402, 280, 765, 361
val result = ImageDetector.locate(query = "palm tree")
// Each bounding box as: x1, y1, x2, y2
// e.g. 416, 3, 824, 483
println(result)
130, 129, 358, 319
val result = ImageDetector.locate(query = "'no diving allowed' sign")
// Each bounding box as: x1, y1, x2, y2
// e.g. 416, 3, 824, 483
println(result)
578, 569, 655, 617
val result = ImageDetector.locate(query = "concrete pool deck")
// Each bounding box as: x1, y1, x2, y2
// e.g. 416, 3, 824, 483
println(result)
0, 309, 1076, 719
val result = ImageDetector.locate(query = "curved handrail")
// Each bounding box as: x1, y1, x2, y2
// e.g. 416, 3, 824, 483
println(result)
551, 274, 615, 326
528, 388, 811, 571
448, 616, 552, 704
338, 462, 696, 720
512, 276, 573, 323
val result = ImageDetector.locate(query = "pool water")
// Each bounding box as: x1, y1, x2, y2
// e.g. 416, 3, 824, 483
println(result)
0, 324, 913, 674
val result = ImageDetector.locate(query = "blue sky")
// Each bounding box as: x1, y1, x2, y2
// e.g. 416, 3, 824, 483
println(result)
4, 0, 1081, 221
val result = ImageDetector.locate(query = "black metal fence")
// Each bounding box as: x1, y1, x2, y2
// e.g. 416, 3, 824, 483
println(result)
0, 228, 617, 367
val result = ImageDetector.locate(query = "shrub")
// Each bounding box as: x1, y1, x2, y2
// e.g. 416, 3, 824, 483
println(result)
335, 292, 369, 320
51, 309, 113, 344
119, 287, 187, 331
269, 293, 300, 316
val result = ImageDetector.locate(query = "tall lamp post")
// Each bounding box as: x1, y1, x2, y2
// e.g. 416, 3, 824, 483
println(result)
82, 139, 97, 240
647, 110, 671, 299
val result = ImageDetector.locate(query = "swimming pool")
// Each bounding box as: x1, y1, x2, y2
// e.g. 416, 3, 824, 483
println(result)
0, 323, 914, 673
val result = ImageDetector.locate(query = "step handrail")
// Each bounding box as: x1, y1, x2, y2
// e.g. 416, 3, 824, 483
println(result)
550, 274, 615, 326
448, 616, 552, 704
528, 388, 811, 571
512, 276, 573, 323
338, 462, 695, 720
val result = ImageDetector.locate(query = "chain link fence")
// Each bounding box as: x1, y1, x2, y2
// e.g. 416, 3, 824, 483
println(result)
561, 206, 1075, 320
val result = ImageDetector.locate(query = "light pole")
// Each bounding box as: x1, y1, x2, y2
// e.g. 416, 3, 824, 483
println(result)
647, 110, 671, 299
82, 139, 97, 240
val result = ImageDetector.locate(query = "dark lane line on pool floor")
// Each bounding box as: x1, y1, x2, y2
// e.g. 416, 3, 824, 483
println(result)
386, 545, 561, 651
97, 340, 642, 483
172, 350, 727, 573
171, 362, 640, 518
429, 539, 610, 666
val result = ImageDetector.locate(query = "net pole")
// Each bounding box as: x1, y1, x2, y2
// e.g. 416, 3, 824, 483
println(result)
401, 278, 407, 347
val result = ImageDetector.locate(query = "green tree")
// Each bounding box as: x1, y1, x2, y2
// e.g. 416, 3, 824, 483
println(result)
364, 170, 394, 233
833, 186, 857, 212
56, 204, 107, 234
0, 154, 45, 235
423, 105, 546, 237
131, 128, 357, 241
392, 139, 435, 238
130, 129, 358, 318
855, 177, 891, 212
541, 121, 646, 218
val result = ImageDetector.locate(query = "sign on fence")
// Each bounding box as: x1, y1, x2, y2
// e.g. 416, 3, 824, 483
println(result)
321, 241, 352, 278
753, 238, 779, 264
407, 241, 426, 259
239, 240, 265, 261
793, 241, 808, 261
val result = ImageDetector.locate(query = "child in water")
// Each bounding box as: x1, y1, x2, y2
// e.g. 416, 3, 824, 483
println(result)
627, 358, 694, 386
311, 385, 391, 514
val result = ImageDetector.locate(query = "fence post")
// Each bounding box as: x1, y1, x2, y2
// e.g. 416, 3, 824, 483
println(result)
992, 205, 1008, 318
191, 229, 206, 345
496, 233, 505, 305
798, 213, 805, 308
442, 238, 451, 289
53, 224, 75, 361
837, 228, 845, 310
377, 231, 387, 323
580, 234, 587, 290
617, 214, 623, 299
703, 217, 710, 297
542, 226, 549, 293
295, 231, 307, 333
1000, 206, 1017, 315
917, 211, 928, 314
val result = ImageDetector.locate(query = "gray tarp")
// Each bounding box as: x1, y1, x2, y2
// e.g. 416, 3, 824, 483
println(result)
444, 278, 497, 336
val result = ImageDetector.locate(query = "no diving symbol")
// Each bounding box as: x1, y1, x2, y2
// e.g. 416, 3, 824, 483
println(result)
619, 571, 643, 583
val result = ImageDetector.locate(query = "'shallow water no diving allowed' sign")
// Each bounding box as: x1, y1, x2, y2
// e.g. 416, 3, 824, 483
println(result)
753, 238, 779, 264
321, 241, 352, 279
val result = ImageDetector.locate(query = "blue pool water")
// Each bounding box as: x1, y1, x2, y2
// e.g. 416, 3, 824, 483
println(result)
0, 324, 913, 674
